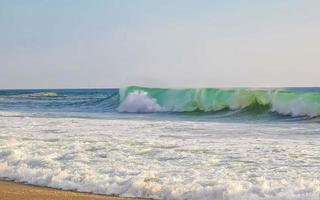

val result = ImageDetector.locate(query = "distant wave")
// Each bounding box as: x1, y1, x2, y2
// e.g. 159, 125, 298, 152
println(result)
118, 86, 320, 117
28, 92, 59, 97
2, 92, 59, 98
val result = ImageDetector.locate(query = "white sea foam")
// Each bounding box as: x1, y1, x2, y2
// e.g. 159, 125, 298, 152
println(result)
271, 97, 320, 117
117, 91, 161, 113
0, 111, 320, 199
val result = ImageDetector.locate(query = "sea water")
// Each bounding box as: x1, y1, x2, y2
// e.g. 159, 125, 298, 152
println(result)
0, 87, 319, 199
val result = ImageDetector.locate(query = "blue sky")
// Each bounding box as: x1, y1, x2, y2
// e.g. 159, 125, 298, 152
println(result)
1, 0, 320, 88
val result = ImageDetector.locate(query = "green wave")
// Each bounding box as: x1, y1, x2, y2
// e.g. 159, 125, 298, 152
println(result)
119, 86, 320, 117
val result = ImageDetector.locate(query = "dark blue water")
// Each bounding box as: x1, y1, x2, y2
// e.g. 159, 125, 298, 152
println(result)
0, 89, 119, 114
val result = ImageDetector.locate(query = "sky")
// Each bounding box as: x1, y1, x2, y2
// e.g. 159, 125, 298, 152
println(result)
0, 0, 320, 89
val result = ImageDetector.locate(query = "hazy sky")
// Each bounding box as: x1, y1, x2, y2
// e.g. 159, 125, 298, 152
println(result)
1, 0, 320, 89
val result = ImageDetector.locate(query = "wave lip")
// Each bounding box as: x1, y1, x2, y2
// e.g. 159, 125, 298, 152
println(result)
118, 86, 320, 117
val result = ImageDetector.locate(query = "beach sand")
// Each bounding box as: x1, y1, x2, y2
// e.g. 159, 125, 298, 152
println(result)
0, 180, 140, 200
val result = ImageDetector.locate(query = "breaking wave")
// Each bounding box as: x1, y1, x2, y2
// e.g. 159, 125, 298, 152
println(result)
119, 86, 320, 117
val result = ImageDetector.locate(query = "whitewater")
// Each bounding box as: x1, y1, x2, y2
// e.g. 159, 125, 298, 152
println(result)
0, 87, 320, 200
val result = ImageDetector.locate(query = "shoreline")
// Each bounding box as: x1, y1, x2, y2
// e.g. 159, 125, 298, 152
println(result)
0, 180, 143, 200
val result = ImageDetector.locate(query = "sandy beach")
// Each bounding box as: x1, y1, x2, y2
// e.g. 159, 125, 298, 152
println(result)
0, 180, 139, 200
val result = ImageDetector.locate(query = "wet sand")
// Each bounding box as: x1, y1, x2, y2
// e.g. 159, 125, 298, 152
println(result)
0, 180, 140, 200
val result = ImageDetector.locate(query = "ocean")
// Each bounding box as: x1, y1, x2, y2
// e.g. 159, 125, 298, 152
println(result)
0, 86, 319, 199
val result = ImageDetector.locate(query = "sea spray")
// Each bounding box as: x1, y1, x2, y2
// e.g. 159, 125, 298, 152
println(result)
117, 91, 161, 112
